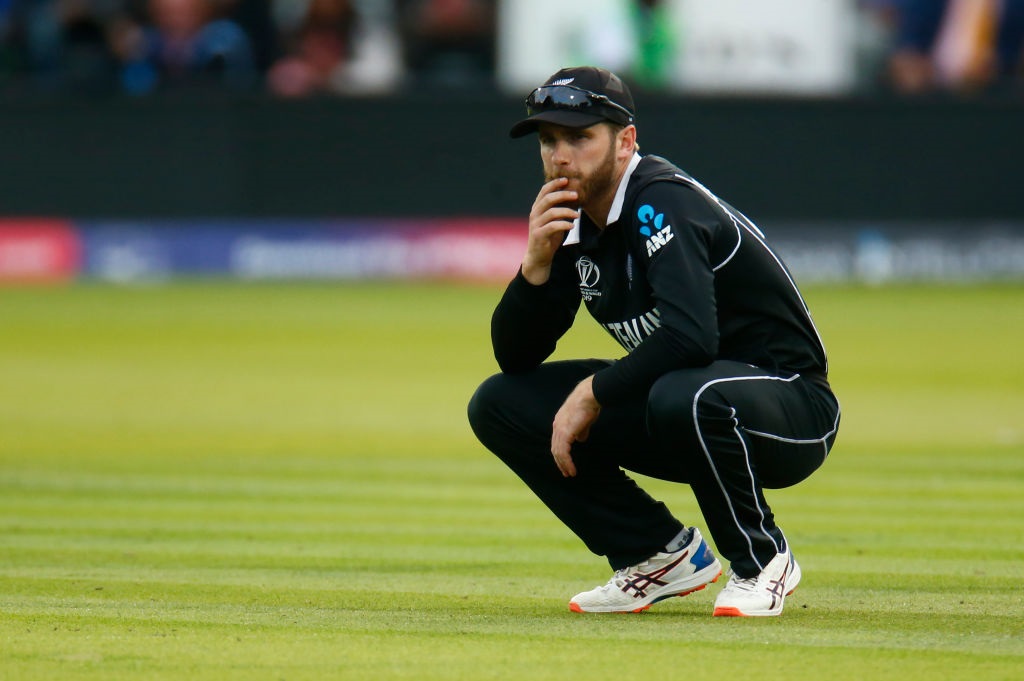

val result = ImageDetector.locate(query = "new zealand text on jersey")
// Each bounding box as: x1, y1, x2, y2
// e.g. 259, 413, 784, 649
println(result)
602, 308, 662, 351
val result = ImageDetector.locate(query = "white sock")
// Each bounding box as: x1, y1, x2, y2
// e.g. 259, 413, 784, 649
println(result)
664, 527, 693, 553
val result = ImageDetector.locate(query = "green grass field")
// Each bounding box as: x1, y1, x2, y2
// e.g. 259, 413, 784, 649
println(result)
1, 281, 1022, 680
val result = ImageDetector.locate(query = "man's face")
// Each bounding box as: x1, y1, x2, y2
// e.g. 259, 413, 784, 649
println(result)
538, 123, 620, 209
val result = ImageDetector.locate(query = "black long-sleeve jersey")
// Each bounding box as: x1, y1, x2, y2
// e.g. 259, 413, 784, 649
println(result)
491, 154, 829, 406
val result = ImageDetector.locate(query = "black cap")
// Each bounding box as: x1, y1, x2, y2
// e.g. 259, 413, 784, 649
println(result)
509, 66, 636, 139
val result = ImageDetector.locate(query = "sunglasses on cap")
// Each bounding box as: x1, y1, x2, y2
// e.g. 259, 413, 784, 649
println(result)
525, 84, 635, 126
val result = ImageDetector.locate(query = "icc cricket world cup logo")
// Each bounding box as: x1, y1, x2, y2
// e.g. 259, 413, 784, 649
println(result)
576, 256, 601, 301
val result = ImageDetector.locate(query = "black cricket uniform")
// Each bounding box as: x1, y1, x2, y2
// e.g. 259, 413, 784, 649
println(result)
468, 154, 841, 578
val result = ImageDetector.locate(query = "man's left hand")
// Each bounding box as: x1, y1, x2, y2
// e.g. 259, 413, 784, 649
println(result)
551, 376, 602, 477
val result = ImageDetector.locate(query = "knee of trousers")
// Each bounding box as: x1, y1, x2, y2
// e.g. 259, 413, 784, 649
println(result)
646, 374, 734, 457
467, 371, 548, 460
467, 372, 506, 449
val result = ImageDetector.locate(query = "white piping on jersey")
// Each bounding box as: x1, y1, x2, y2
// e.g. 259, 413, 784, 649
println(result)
692, 373, 804, 570
563, 153, 642, 246
673, 173, 747, 271
673, 172, 829, 373
745, 406, 841, 461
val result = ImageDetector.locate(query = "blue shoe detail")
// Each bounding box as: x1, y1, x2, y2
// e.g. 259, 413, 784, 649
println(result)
690, 540, 716, 571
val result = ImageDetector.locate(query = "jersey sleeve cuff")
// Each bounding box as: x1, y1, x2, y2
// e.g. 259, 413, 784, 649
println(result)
591, 364, 628, 406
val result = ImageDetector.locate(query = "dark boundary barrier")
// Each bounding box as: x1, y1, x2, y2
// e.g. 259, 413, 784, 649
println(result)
0, 94, 1021, 222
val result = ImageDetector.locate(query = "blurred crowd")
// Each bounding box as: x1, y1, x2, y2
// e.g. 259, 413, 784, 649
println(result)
0, 0, 494, 96
0, 0, 1021, 98
863, 0, 1024, 95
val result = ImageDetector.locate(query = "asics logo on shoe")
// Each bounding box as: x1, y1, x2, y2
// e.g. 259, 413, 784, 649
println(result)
766, 571, 787, 608
621, 552, 689, 598
766, 556, 795, 608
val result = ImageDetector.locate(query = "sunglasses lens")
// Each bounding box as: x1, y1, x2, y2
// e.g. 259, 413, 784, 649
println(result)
525, 85, 632, 126
526, 86, 597, 115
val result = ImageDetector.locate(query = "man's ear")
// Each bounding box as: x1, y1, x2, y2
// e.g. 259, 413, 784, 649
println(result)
618, 125, 638, 158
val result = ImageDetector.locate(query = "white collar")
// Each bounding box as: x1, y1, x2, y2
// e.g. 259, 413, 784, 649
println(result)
607, 152, 643, 224
564, 152, 642, 245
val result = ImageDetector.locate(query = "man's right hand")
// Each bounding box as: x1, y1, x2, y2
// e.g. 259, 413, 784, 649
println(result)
521, 177, 578, 285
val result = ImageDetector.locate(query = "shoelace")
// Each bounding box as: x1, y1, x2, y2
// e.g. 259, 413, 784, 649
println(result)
722, 570, 758, 593
606, 558, 662, 590
608, 567, 633, 590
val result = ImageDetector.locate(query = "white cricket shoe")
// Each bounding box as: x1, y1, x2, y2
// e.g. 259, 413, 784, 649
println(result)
569, 528, 722, 613
712, 549, 801, 617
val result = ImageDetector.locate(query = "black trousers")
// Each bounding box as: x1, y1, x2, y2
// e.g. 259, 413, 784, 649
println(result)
467, 359, 840, 577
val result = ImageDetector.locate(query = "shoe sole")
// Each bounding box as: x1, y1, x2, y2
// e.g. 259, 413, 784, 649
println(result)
711, 583, 797, 617
569, 566, 723, 614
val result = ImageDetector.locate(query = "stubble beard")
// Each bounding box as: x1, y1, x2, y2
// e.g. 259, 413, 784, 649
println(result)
545, 139, 618, 211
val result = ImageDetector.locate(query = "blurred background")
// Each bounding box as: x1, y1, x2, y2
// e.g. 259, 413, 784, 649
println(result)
1, 0, 1022, 284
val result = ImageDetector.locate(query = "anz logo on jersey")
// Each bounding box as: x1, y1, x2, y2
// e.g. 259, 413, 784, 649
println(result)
638, 204, 674, 257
